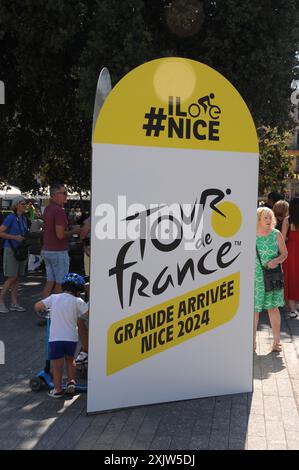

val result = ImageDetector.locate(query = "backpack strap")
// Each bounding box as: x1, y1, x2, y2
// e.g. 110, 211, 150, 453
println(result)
6, 213, 26, 252
15, 214, 27, 236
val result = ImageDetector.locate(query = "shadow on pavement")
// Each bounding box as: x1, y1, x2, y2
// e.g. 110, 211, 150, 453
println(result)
0, 266, 292, 450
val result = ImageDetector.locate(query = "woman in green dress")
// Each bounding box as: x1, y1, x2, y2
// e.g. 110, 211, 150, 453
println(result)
254, 207, 288, 352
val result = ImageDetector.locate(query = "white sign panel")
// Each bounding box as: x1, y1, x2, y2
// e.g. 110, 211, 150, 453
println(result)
88, 58, 259, 413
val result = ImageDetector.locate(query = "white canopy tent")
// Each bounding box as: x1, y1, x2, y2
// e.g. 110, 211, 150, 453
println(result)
0, 184, 21, 208
0, 183, 90, 211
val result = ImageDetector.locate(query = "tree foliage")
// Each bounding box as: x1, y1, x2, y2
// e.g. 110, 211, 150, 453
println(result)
0, 0, 94, 192
0, 0, 298, 192
166, 0, 299, 129
258, 126, 294, 195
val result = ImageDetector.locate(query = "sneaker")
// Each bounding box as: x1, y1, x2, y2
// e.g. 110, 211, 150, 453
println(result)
65, 380, 76, 395
75, 351, 88, 365
10, 304, 26, 312
47, 388, 64, 399
289, 311, 298, 318
0, 304, 9, 314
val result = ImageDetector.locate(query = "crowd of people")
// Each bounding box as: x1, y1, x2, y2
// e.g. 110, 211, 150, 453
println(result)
0, 184, 298, 397
254, 191, 299, 353
0, 183, 90, 397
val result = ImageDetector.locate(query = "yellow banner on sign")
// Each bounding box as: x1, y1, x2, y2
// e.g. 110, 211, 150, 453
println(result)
94, 58, 258, 153
107, 272, 240, 375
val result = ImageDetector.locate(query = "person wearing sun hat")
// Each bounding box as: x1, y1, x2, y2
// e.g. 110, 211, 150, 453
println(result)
0, 195, 28, 313
11, 195, 26, 208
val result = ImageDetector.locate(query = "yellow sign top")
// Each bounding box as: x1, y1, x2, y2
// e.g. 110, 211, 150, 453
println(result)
93, 57, 258, 153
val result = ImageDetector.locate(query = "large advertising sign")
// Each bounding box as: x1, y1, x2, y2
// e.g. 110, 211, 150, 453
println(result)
88, 58, 259, 413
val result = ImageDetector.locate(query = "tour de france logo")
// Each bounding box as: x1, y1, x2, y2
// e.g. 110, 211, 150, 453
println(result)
106, 191, 243, 375
211, 200, 242, 238
142, 93, 221, 141
108, 188, 242, 311
106, 188, 242, 375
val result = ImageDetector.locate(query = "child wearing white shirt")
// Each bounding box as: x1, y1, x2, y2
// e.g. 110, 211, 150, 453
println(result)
35, 273, 88, 398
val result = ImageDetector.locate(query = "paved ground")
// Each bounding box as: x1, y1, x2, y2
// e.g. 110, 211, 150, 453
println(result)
0, 269, 299, 450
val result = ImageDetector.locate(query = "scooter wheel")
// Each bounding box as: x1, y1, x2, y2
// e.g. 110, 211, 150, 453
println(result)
30, 377, 43, 392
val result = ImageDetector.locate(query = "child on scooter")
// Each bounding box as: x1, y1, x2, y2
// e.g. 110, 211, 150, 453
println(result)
35, 272, 88, 398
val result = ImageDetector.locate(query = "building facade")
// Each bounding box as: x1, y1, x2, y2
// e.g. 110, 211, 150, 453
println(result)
286, 78, 299, 199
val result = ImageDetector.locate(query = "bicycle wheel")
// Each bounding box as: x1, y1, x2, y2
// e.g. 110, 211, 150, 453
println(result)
188, 103, 201, 118
209, 105, 221, 119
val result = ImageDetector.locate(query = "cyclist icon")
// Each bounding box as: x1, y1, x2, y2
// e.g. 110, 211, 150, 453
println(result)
188, 93, 221, 119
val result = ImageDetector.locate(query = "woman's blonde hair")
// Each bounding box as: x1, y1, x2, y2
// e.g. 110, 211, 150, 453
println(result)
273, 200, 289, 218
257, 207, 276, 229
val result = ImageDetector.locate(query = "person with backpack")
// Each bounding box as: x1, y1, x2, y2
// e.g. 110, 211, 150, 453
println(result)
0, 195, 28, 313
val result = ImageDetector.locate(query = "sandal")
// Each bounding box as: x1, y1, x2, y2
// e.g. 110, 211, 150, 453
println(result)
65, 380, 76, 395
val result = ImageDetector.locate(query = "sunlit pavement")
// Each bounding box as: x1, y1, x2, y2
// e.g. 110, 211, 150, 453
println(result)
0, 269, 299, 450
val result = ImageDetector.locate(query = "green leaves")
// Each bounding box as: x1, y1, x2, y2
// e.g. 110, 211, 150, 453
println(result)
0, 0, 298, 192
258, 126, 294, 195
